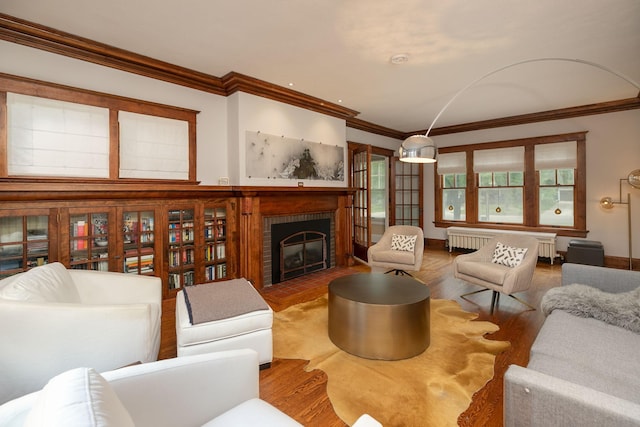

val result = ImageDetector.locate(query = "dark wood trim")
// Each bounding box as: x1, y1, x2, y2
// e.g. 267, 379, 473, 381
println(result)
0, 72, 199, 117
221, 72, 359, 120
0, 14, 359, 122
413, 97, 640, 137
0, 13, 226, 95
0, 91, 6, 177
346, 117, 405, 140
436, 131, 588, 153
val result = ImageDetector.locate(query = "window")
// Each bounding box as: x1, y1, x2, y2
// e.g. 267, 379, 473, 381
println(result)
7, 93, 110, 178
1, 74, 198, 181
535, 141, 576, 227
119, 111, 189, 180
438, 152, 466, 221
435, 132, 586, 236
474, 146, 524, 224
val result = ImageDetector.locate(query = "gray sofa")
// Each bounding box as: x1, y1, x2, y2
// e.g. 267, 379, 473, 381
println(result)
504, 263, 640, 426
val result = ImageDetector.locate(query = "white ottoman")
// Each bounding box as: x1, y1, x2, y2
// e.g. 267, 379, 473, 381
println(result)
175, 278, 273, 367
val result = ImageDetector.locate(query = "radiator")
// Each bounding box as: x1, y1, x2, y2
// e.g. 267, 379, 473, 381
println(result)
447, 226, 558, 264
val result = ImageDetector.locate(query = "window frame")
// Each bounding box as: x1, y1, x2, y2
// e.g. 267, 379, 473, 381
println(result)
0, 73, 198, 182
434, 132, 587, 237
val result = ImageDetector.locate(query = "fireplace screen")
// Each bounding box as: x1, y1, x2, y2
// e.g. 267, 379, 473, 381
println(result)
280, 231, 327, 282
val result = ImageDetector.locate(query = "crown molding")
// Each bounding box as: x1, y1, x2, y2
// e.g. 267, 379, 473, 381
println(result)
0, 13, 227, 95
407, 96, 640, 138
345, 117, 405, 140
0, 13, 358, 121
222, 72, 359, 120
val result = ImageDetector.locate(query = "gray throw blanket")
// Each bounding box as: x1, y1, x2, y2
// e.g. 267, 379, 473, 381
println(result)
541, 283, 640, 334
183, 278, 270, 325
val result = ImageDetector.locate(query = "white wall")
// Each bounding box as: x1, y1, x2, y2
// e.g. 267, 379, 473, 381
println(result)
0, 41, 228, 185
229, 92, 347, 187
427, 110, 640, 259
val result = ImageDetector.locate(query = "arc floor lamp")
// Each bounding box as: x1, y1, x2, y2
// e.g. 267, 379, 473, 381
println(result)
399, 57, 640, 269
398, 57, 640, 163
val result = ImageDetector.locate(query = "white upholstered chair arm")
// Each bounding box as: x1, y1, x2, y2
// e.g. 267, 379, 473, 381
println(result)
0, 300, 156, 404
70, 270, 161, 306
102, 350, 260, 427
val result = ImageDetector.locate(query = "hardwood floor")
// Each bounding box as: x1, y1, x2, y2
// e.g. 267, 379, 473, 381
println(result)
159, 247, 562, 426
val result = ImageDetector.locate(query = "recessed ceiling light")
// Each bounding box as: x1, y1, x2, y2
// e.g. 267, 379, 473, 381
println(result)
337, 99, 343, 103
288, 82, 294, 87
390, 53, 409, 64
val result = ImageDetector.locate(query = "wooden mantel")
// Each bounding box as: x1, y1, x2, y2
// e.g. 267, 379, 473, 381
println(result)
234, 186, 356, 288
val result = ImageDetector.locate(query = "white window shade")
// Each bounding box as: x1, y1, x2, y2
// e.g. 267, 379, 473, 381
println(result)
535, 141, 577, 170
473, 146, 524, 173
119, 111, 189, 180
437, 152, 466, 175
7, 93, 110, 178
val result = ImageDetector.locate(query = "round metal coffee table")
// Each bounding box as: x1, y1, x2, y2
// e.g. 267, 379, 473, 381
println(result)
328, 273, 430, 360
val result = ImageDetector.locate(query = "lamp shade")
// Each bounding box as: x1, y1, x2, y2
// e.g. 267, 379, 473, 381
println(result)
399, 135, 437, 163
599, 196, 615, 209
628, 169, 640, 189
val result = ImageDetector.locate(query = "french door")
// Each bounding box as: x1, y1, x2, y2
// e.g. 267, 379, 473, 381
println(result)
350, 144, 371, 261
391, 158, 423, 227
349, 143, 423, 262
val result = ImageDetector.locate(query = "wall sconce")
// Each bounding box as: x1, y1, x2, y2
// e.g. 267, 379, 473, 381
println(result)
599, 169, 640, 270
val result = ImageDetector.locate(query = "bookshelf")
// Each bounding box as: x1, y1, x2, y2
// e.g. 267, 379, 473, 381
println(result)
69, 211, 111, 271
167, 208, 196, 290
122, 209, 155, 276
204, 206, 227, 281
0, 211, 52, 278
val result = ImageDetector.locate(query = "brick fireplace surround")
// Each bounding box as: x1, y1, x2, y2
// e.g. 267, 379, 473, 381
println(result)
236, 187, 355, 289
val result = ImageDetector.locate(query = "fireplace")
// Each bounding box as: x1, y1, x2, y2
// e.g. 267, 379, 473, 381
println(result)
264, 213, 334, 286
280, 230, 326, 282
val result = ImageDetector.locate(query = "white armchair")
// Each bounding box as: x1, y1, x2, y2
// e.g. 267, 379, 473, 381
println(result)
453, 234, 539, 314
367, 225, 424, 275
0, 350, 381, 427
0, 263, 162, 404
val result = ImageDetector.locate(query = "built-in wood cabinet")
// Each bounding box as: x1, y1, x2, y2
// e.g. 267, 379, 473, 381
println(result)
0, 183, 352, 293
0, 184, 238, 298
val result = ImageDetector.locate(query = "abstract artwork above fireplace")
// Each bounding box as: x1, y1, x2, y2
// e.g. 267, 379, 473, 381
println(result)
245, 131, 344, 182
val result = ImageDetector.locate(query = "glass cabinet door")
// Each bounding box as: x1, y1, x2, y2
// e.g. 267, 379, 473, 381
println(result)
0, 212, 50, 278
167, 208, 195, 289
204, 206, 227, 281
123, 210, 155, 275
69, 211, 111, 270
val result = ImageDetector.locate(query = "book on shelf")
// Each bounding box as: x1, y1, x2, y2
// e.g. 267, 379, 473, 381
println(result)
76, 221, 86, 250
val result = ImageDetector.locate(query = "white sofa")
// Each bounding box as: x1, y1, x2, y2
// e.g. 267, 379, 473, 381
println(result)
0, 350, 381, 427
0, 263, 162, 405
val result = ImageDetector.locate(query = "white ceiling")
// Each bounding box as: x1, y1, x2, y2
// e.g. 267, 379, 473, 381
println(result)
2, 0, 640, 133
